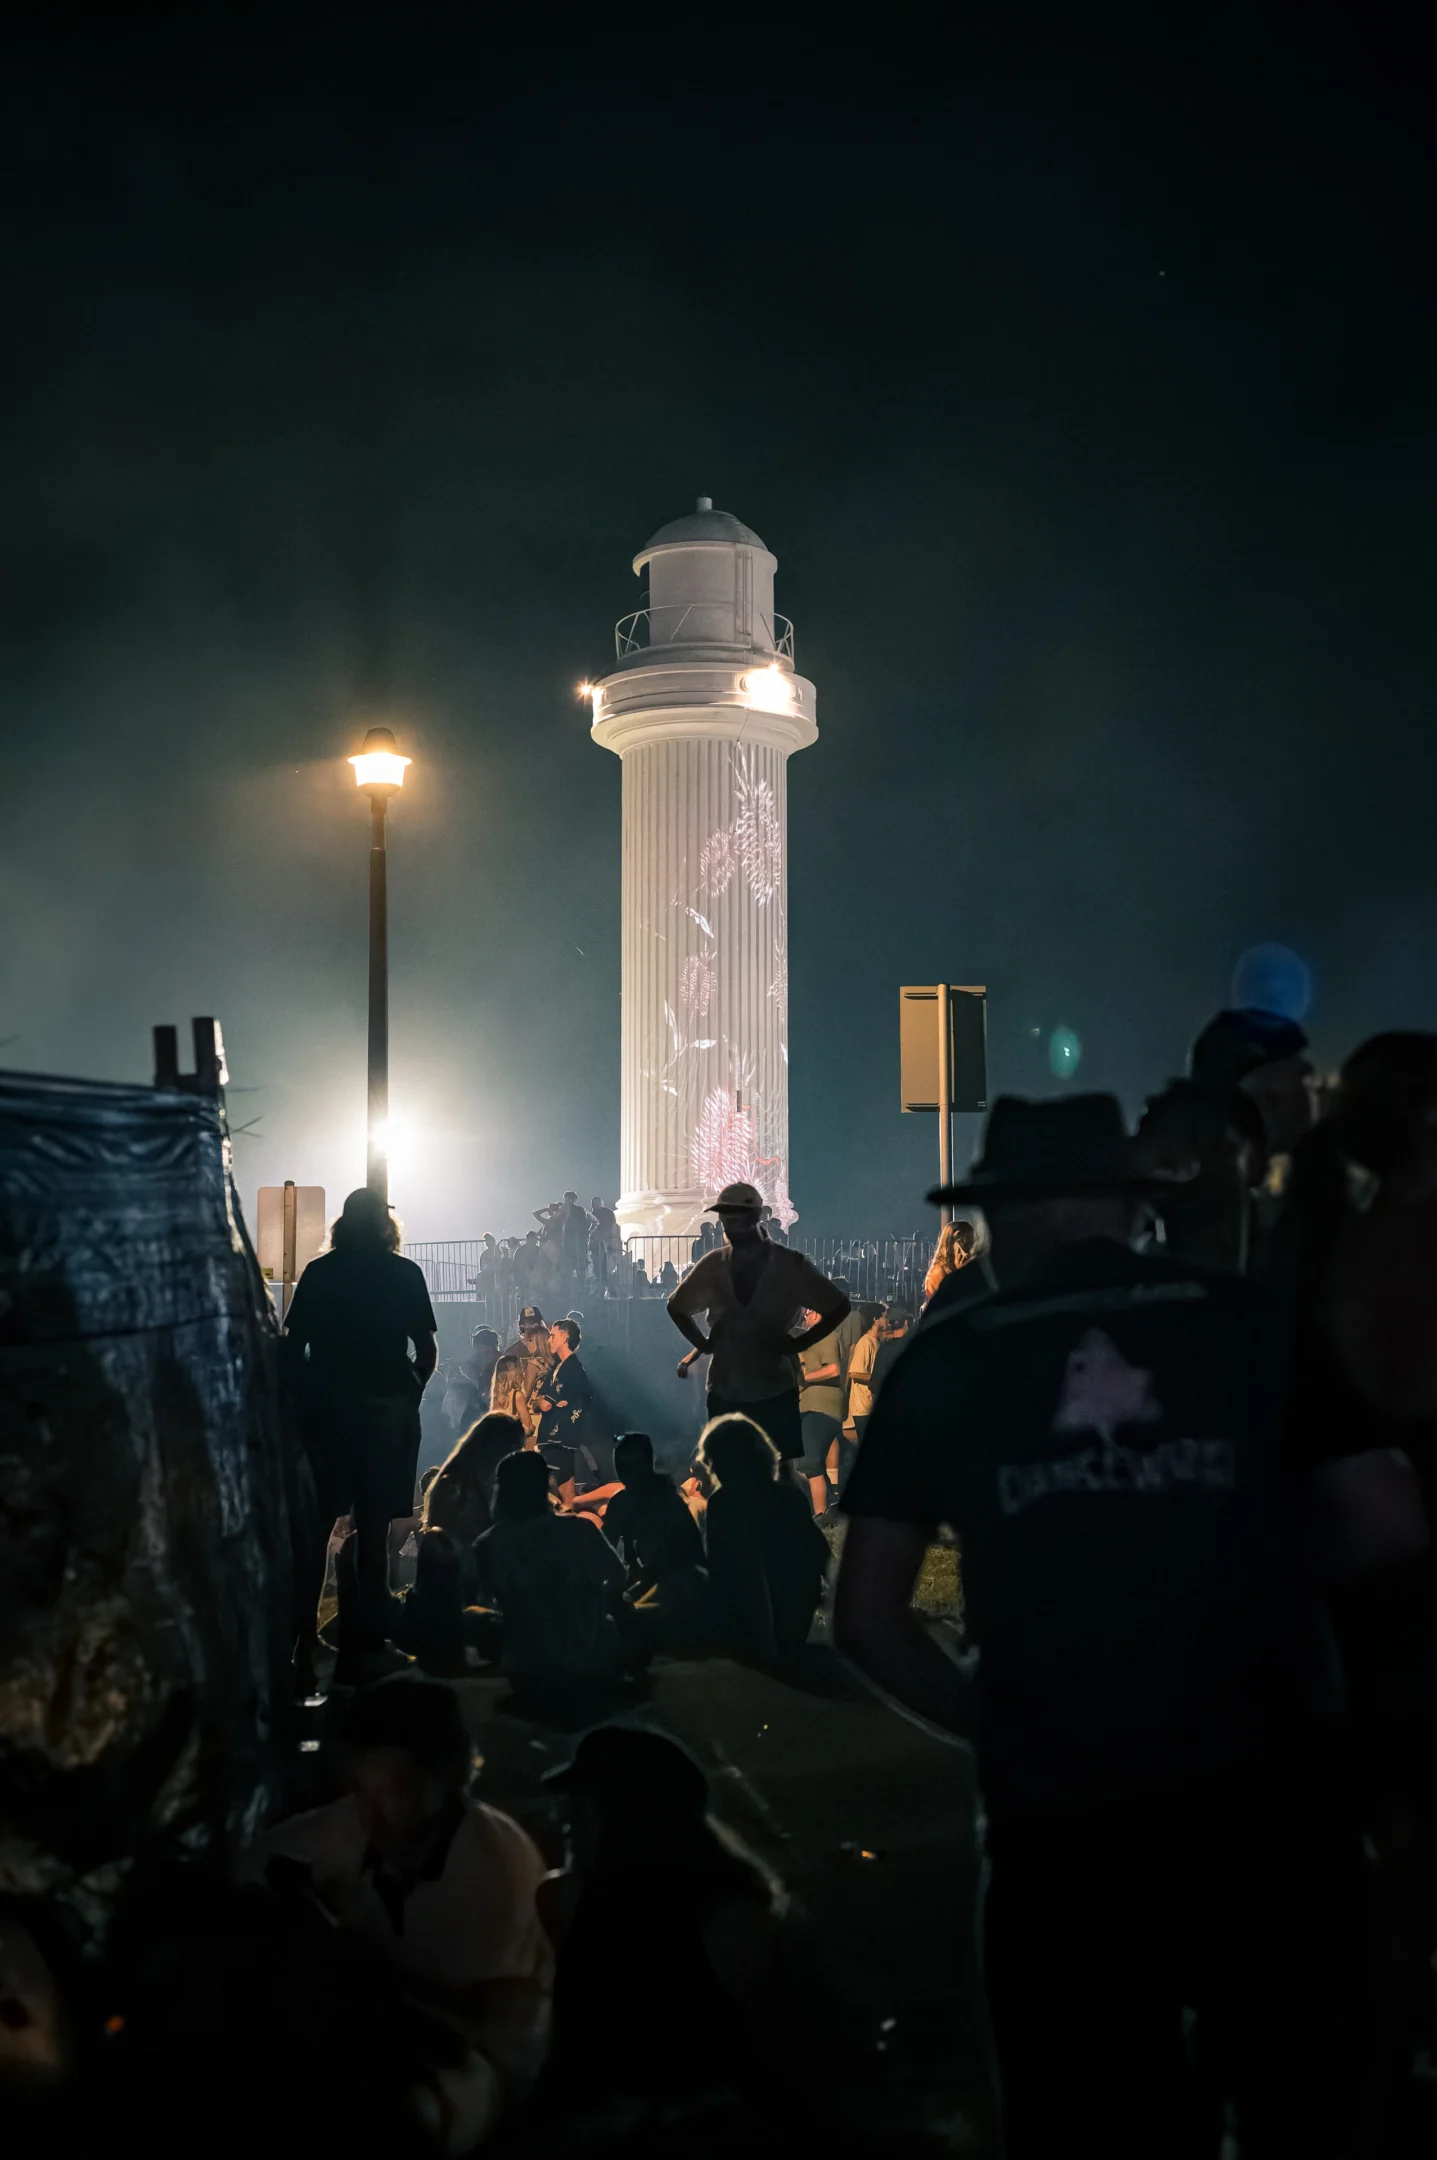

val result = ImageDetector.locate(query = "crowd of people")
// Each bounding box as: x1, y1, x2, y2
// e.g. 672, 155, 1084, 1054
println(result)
20, 1002, 1426, 2156
261, 1005, 1437, 2154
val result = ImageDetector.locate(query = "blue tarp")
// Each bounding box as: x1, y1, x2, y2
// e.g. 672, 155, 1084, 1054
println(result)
0, 1071, 290, 1903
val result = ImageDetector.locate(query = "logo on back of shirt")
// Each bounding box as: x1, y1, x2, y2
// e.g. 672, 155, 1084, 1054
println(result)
997, 1328, 1236, 1516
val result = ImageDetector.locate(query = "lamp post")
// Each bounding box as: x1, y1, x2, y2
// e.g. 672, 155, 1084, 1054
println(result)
348, 726, 411, 1199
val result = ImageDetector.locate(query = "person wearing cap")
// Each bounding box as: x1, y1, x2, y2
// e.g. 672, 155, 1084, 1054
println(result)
281, 1188, 439, 1691
489, 1307, 553, 1438
666, 1182, 850, 1463
834, 1093, 1373, 2158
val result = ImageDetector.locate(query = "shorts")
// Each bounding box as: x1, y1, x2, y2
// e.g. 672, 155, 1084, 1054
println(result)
539, 1441, 577, 1484
706, 1388, 803, 1461
798, 1410, 842, 1476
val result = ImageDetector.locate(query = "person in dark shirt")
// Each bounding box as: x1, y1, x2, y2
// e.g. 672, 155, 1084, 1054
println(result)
474, 1452, 626, 1694
698, 1414, 829, 1664
603, 1431, 707, 1652
539, 1727, 784, 2113
282, 1188, 438, 1688
834, 1094, 1383, 2159
533, 1318, 602, 1506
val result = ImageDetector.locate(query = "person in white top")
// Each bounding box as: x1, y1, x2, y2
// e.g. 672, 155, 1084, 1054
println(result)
244, 1677, 552, 2152
667, 1182, 850, 1463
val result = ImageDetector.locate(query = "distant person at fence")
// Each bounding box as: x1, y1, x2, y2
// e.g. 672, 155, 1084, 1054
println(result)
698, 1414, 830, 1663
281, 1188, 438, 1689
668, 1182, 850, 1463
588, 1196, 619, 1292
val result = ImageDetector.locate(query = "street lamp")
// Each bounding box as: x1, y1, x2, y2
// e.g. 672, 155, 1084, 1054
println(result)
348, 725, 411, 1199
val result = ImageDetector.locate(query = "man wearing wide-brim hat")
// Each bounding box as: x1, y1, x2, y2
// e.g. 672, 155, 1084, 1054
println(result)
666, 1182, 850, 1463
833, 1092, 1381, 2157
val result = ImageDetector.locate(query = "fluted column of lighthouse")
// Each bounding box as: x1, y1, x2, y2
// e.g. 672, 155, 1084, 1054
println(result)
620, 733, 792, 1237
591, 501, 817, 1244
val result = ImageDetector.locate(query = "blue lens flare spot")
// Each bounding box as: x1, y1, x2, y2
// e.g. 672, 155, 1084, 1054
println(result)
1231, 943, 1312, 1022
1049, 1026, 1082, 1081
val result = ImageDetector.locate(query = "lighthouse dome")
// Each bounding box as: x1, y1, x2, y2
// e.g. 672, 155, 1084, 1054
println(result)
634, 498, 768, 570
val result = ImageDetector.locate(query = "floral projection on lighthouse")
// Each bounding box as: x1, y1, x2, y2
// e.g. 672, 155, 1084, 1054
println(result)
638, 745, 796, 1226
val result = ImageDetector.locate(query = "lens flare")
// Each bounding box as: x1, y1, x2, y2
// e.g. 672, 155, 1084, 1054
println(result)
1231, 942, 1312, 1022
1049, 1026, 1082, 1081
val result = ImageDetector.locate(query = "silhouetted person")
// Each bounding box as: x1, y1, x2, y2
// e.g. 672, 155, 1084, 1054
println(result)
532, 1317, 603, 1505
835, 1093, 1394, 2160
474, 1451, 626, 1694
668, 1181, 850, 1463
604, 1431, 707, 1649
401, 1413, 526, 1675
698, 1414, 829, 1664
282, 1189, 438, 1689
1137, 1007, 1315, 1274
539, 1726, 783, 2111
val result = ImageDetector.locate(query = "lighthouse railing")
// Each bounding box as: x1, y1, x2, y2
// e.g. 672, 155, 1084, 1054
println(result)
614, 606, 795, 660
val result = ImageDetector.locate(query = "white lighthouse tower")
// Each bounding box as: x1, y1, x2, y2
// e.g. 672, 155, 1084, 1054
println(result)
591, 499, 818, 1244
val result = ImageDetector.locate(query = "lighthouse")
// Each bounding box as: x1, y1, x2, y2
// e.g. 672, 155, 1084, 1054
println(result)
591, 499, 818, 1244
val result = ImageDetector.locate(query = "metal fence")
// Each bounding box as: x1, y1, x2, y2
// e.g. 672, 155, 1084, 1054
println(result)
407, 1231, 937, 1321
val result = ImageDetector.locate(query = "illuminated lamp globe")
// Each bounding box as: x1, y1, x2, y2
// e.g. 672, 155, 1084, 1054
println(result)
741, 664, 796, 716
349, 726, 411, 795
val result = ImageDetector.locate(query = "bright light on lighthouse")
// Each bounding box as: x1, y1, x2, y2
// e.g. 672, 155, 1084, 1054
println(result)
741, 664, 796, 715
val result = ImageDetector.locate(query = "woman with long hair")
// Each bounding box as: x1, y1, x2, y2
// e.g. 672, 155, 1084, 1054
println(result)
399, 1414, 526, 1677
697, 1414, 829, 1664
281, 1187, 439, 1691
923, 1219, 978, 1304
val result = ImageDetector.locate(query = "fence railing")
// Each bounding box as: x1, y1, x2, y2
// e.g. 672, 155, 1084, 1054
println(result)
406, 1232, 936, 1319
614, 604, 795, 661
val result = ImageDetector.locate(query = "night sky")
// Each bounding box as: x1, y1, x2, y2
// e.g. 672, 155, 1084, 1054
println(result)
4, 8, 1433, 1238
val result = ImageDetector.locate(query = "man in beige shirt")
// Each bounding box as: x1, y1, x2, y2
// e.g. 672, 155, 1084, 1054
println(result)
667, 1182, 850, 1461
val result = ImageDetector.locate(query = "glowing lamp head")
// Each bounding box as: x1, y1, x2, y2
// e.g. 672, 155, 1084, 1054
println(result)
741, 663, 796, 716
349, 726, 411, 793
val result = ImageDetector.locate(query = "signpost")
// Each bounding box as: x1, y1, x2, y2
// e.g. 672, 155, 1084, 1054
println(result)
900, 986, 988, 1224
256, 1182, 326, 1322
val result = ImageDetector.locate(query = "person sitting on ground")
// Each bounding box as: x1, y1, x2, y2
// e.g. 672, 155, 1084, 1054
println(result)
473, 1450, 627, 1693
698, 1414, 830, 1665
398, 1414, 527, 1675
603, 1431, 708, 1648
246, 1676, 553, 2152
537, 1726, 786, 2115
